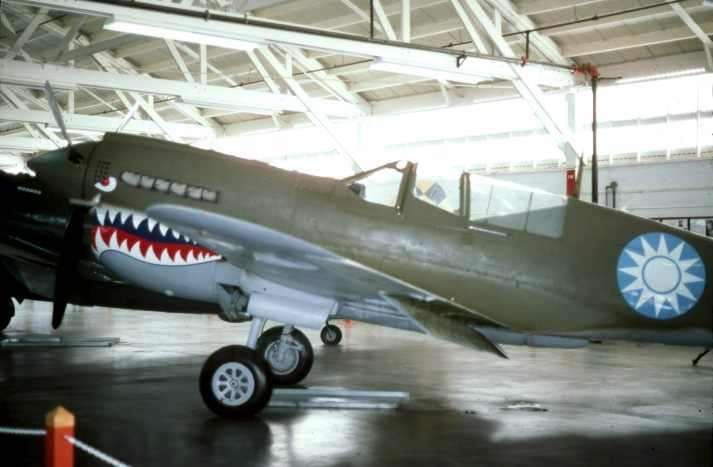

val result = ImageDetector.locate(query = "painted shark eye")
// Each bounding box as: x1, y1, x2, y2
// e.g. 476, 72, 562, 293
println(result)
140, 175, 156, 189
121, 171, 140, 187
170, 182, 187, 196
187, 186, 202, 200
154, 178, 170, 193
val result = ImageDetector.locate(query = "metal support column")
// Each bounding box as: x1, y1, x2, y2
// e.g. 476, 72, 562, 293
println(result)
591, 75, 598, 204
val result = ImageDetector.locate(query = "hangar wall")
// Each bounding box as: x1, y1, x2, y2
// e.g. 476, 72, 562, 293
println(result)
492, 159, 713, 220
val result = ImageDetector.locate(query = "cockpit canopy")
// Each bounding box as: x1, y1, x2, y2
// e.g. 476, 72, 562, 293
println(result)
342, 160, 409, 207
341, 162, 567, 239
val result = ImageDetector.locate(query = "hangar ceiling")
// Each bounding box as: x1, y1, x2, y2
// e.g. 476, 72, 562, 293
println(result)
0, 0, 710, 171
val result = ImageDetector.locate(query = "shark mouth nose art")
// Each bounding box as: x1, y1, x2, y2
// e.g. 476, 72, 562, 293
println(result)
91, 207, 221, 266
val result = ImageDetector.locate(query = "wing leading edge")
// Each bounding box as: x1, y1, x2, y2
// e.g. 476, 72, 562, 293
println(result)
146, 204, 507, 358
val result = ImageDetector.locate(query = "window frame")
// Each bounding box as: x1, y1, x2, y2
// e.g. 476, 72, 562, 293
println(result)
463, 172, 567, 239
341, 161, 413, 214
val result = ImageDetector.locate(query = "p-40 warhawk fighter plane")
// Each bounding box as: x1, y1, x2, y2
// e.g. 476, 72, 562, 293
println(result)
3, 131, 711, 417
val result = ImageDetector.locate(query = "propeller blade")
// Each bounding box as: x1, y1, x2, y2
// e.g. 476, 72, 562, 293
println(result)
44, 81, 84, 164
52, 207, 86, 329
44, 81, 71, 146
51, 292, 68, 329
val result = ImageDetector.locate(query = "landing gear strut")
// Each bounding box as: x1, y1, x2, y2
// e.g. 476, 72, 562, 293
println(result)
199, 318, 316, 417
321, 323, 342, 346
1, 296, 14, 332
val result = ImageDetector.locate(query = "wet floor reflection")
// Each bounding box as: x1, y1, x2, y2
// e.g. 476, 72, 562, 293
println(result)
1, 302, 711, 466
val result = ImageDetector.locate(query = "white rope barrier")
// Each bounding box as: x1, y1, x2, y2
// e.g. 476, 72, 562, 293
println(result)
0, 427, 46, 436
0, 426, 131, 467
65, 435, 132, 467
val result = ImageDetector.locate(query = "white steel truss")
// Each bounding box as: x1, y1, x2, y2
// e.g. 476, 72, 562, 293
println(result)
0, 0, 708, 172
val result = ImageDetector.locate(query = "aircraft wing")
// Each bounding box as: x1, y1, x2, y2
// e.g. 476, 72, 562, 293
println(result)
147, 204, 507, 358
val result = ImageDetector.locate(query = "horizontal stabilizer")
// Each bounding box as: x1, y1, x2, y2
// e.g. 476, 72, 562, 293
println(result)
475, 326, 589, 349
384, 295, 508, 359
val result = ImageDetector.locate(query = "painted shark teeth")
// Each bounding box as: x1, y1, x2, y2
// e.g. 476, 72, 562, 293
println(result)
131, 212, 146, 230
91, 206, 221, 266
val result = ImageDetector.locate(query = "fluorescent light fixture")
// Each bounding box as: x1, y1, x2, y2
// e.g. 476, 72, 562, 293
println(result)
105, 19, 260, 51
370, 59, 489, 85
616, 67, 708, 84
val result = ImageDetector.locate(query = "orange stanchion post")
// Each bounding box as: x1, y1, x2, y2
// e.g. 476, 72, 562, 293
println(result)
45, 406, 75, 467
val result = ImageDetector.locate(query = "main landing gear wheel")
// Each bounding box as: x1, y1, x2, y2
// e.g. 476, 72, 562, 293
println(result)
320, 324, 342, 346
256, 326, 313, 386
1, 296, 14, 332
199, 345, 272, 418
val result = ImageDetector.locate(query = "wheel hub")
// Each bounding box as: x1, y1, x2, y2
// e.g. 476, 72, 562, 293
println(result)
265, 340, 300, 375
211, 362, 255, 406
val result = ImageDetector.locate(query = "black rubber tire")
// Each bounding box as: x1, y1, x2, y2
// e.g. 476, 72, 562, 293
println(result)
320, 324, 342, 346
199, 345, 272, 418
0, 297, 13, 332
256, 326, 313, 386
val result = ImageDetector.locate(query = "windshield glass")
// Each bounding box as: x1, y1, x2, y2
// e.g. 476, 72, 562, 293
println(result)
342, 161, 407, 207
411, 163, 462, 214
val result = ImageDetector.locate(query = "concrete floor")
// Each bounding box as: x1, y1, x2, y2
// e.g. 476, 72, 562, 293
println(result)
1, 301, 711, 467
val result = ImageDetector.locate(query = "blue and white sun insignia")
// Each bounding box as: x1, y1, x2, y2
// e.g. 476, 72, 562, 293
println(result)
617, 233, 706, 320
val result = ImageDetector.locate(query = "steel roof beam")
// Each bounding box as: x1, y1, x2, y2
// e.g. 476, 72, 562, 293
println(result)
222, 50, 708, 136
165, 39, 196, 83
338, 0, 384, 34
402, 0, 411, 42
0, 108, 213, 139
7, 0, 574, 88
247, 48, 282, 94
129, 92, 185, 143
3, 7, 47, 60
0, 136, 58, 151
372, 0, 397, 40
0, 86, 64, 146
279, 45, 369, 107
518, 0, 607, 16
543, 4, 710, 38
0, 60, 364, 118
0, 12, 16, 35
54, 16, 86, 61
450, 0, 488, 53
173, 42, 239, 86
259, 47, 363, 172
459, 0, 579, 166
55, 34, 140, 63
561, 19, 713, 57
484, 0, 570, 65
4, 3, 195, 142
670, 3, 713, 71
7, 4, 227, 141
